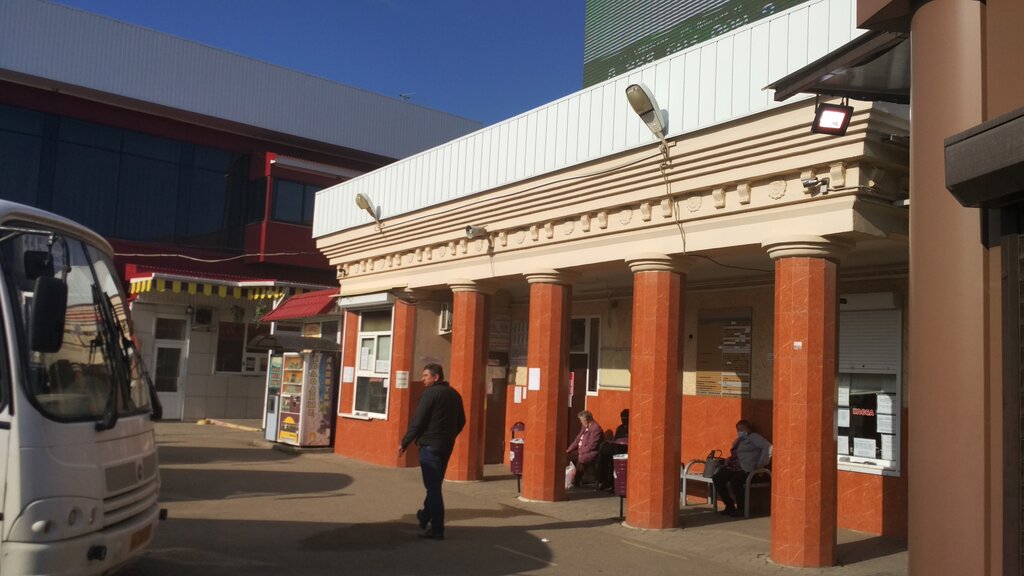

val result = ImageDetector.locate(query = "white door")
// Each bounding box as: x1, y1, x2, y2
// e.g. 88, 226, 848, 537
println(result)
152, 317, 188, 420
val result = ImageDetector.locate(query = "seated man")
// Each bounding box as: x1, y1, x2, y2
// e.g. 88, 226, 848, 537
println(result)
566, 410, 603, 487
712, 419, 771, 517
596, 409, 628, 491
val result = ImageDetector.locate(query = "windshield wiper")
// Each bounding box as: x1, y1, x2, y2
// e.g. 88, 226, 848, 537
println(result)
93, 286, 122, 431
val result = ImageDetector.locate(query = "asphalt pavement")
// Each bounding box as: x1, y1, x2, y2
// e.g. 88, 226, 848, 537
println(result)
121, 422, 907, 576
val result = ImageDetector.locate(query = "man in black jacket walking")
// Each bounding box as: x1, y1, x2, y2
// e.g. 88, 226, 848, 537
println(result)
399, 363, 466, 540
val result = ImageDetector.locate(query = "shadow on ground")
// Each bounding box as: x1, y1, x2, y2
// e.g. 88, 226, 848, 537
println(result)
837, 535, 908, 565
160, 467, 353, 502
121, 514, 618, 576
158, 445, 297, 466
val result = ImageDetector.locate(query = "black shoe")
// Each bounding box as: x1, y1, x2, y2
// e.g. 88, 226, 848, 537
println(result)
416, 509, 428, 530
418, 530, 444, 540
718, 506, 736, 516
729, 509, 744, 518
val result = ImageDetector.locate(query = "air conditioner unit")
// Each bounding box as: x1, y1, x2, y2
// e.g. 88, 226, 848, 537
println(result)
438, 304, 452, 335
193, 307, 214, 327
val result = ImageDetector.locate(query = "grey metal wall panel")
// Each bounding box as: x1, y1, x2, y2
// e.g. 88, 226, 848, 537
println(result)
314, 0, 859, 238
0, 0, 481, 161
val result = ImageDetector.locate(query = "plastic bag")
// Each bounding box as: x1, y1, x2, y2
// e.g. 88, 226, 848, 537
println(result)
564, 462, 577, 489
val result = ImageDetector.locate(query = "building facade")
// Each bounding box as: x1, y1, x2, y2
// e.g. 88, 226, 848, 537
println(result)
314, 0, 911, 568
0, 0, 482, 420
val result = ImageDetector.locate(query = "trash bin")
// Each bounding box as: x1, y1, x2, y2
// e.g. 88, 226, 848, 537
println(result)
509, 438, 524, 476
612, 453, 628, 497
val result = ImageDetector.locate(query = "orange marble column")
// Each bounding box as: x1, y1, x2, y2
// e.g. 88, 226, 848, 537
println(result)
763, 236, 848, 567
390, 297, 420, 468
521, 270, 572, 502
625, 255, 688, 529
446, 280, 490, 481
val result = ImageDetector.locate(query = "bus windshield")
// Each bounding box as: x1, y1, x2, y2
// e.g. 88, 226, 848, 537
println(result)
0, 226, 153, 422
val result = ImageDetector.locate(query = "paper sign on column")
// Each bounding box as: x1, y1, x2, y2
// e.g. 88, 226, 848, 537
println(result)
837, 408, 850, 428
838, 435, 849, 455
876, 414, 894, 434
880, 434, 895, 460
838, 387, 850, 407
521, 386, 528, 399
527, 367, 541, 391
514, 366, 528, 386
395, 371, 409, 390
342, 366, 355, 383
876, 393, 895, 414
513, 386, 523, 404
853, 438, 877, 458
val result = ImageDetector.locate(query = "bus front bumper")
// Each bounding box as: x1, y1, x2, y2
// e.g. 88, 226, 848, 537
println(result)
2, 502, 160, 576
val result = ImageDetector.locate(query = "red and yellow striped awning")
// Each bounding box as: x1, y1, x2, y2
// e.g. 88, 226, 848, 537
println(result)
128, 276, 324, 301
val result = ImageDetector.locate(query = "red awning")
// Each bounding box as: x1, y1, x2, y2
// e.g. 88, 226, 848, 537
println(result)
260, 289, 339, 323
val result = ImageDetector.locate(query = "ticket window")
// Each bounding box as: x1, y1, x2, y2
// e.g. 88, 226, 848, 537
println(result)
836, 294, 902, 476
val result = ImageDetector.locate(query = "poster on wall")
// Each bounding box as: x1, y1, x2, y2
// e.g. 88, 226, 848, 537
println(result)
695, 308, 752, 398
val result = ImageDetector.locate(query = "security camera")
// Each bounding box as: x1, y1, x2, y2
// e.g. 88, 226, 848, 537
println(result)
465, 225, 487, 240
801, 177, 830, 194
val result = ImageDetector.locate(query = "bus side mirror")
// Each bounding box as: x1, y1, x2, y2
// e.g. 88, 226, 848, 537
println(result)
30, 276, 67, 353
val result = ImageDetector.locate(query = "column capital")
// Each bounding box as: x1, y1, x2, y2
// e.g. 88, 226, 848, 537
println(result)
524, 269, 576, 285
625, 253, 698, 274
762, 235, 853, 261
448, 279, 497, 294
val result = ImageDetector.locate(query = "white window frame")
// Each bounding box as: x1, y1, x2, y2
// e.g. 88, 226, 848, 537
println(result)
836, 297, 902, 477
350, 307, 393, 419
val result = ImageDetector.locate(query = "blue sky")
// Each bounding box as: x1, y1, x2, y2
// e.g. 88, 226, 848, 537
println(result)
53, 0, 586, 126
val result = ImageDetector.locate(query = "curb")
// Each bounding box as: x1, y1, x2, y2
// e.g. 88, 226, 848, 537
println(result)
200, 419, 263, 433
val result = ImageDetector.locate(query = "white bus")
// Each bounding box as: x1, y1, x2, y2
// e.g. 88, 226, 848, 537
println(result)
0, 201, 163, 575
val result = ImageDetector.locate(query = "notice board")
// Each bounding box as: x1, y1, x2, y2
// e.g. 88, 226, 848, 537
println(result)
695, 308, 752, 398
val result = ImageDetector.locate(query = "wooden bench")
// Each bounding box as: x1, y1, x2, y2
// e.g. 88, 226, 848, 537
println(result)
681, 460, 772, 518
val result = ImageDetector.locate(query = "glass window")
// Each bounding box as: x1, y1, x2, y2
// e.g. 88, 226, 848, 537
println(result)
570, 319, 587, 353
0, 228, 152, 421
273, 179, 304, 224
52, 142, 120, 235
246, 178, 267, 223
154, 347, 183, 392
836, 306, 902, 476
215, 321, 270, 373
215, 322, 246, 372
122, 131, 180, 163
0, 131, 42, 206
361, 309, 392, 332
0, 103, 45, 135
271, 178, 321, 226
155, 318, 187, 340
58, 117, 120, 150
116, 155, 178, 242
352, 307, 393, 417
0, 103, 256, 251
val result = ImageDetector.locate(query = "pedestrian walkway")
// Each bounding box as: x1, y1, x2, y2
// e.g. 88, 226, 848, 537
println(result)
164, 421, 906, 576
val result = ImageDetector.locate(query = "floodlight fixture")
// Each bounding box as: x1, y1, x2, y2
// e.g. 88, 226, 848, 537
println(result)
625, 83, 665, 135
465, 225, 487, 240
354, 192, 382, 227
811, 99, 855, 136
625, 83, 670, 160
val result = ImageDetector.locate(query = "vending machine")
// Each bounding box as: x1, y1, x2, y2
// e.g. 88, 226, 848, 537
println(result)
275, 351, 337, 447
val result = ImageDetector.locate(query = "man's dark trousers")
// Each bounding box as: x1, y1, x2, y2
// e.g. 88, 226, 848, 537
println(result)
419, 445, 452, 535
